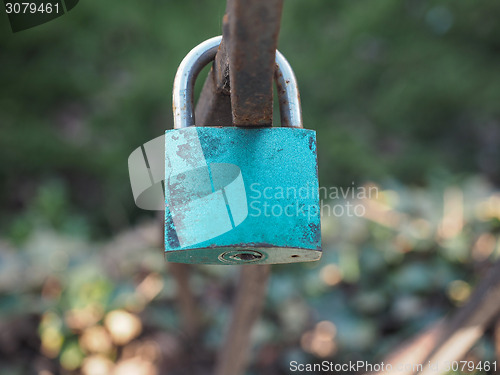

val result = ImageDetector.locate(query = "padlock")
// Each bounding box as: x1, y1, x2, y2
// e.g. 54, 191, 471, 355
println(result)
164, 36, 321, 265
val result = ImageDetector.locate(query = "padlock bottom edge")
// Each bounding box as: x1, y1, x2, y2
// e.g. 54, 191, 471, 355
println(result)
165, 246, 322, 265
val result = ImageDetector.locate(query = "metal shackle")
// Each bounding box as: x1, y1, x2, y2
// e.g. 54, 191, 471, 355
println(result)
172, 35, 302, 129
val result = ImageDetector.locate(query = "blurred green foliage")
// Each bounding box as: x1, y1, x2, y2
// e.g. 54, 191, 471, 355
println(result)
1, 0, 500, 236
0, 177, 498, 373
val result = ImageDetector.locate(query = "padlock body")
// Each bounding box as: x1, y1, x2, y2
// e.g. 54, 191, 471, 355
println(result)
164, 127, 321, 264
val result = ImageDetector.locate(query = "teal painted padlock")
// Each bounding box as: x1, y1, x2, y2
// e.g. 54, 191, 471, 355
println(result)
165, 36, 321, 265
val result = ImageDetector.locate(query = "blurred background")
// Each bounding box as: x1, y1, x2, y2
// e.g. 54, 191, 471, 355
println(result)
1, 0, 500, 374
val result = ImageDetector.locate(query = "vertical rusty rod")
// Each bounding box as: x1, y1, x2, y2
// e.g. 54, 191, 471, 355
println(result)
226, 0, 283, 126
214, 265, 271, 375
172, 1, 284, 374
213, 0, 283, 374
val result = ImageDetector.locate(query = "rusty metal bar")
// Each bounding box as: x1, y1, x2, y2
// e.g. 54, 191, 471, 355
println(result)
194, 0, 284, 127
214, 265, 271, 375
226, 0, 284, 126
194, 72, 233, 126
212, 1, 283, 374
193, 12, 232, 126
171, 1, 284, 374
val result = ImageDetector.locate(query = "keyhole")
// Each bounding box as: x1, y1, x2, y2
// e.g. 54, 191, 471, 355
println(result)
219, 250, 264, 263
233, 253, 262, 261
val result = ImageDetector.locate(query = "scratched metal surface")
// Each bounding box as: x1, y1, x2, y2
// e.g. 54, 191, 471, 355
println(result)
164, 126, 321, 265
